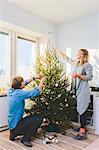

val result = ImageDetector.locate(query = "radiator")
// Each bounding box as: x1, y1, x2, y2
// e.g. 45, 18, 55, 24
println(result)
0, 96, 8, 128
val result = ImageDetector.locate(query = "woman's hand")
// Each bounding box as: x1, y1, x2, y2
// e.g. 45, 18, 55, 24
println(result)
72, 73, 86, 80
54, 48, 66, 59
72, 73, 80, 78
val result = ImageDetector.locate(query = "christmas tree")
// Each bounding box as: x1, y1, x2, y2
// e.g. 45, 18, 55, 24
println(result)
25, 47, 74, 132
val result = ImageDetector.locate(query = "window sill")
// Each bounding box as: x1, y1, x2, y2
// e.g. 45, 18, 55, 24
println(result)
0, 92, 7, 97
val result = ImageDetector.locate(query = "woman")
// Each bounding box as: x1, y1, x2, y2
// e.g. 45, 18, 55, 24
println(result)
55, 48, 93, 140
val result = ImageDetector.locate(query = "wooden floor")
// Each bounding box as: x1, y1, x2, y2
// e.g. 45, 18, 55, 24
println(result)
0, 127, 99, 150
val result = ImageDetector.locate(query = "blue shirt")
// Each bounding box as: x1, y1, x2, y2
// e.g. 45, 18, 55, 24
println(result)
7, 87, 40, 130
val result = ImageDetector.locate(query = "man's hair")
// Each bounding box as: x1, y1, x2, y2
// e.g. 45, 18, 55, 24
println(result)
11, 76, 23, 89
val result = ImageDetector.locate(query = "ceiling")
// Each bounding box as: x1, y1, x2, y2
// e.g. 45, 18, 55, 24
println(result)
6, 0, 99, 24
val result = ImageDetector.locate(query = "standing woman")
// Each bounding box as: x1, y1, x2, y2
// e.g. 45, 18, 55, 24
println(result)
55, 48, 93, 140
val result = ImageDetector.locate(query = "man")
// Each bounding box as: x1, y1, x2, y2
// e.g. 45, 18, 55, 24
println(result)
7, 75, 45, 147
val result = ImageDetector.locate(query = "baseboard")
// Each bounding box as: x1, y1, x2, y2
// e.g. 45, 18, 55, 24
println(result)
0, 126, 8, 132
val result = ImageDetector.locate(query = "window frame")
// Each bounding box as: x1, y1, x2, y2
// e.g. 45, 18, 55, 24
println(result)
0, 29, 11, 88
15, 33, 38, 77
0, 26, 40, 90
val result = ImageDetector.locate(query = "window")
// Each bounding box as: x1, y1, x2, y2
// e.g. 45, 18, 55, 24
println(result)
0, 32, 10, 90
66, 48, 72, 77
66, 48, 99, 87
16, 36, 36, 78
0, 24, 40, 94
88, 49, 99, 87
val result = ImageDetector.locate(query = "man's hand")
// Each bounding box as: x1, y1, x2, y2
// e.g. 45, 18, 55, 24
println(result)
38, 77, 46, 91
40, 77, 46, 85
33, 73, 44, 80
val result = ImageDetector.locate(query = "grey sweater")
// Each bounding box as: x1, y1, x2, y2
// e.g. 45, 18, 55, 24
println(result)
66, 56, 93, 115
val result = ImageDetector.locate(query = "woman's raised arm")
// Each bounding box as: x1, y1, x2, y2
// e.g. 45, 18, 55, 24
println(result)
54, 48, 75, 65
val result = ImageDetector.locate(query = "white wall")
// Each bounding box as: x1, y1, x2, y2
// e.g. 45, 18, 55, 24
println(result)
0, 1, 98, 52
98, 11, 99, 49
0, 0, 98, 56
56, 11, 99, 57
56, 11, 99, 86
0, 0, 56, 45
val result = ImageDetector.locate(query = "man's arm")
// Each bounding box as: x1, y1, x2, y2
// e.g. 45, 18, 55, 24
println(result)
21, 77, 46, 99
25, 73, 44, 86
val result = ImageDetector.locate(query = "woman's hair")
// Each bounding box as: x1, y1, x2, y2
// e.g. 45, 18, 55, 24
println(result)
11, 76, 23, 89
77, 48, 89, 65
